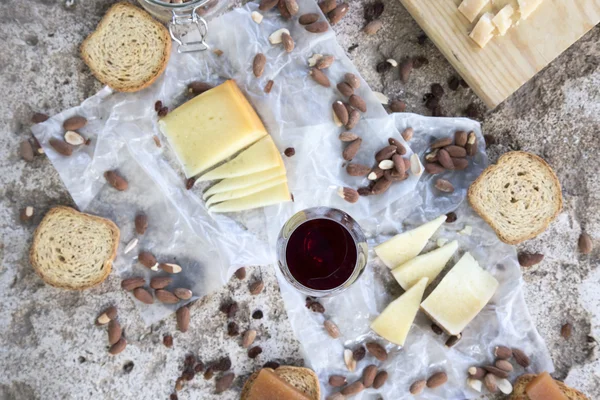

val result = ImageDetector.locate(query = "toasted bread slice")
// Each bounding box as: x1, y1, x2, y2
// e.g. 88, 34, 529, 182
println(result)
468, 151, 562, 244
241, 367, 320, 400
510, 374, 589, 400
80, 2, 171, 92
30, 206, 120, 290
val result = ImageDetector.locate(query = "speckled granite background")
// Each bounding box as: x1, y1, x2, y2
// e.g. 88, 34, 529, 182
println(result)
0, 0, 599, 399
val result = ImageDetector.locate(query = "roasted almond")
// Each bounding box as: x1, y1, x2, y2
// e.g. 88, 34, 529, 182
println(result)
108, 320, 122, 345
318, 0, 336, 13
368, 166, 384, 181
437, 149, 454, 170
466, 131, 477, 156
425, 149, 439, 162
401, 127, 414, 141
253, 53, 266, 77
484, 373, 498, 393
160, 263, 182, 274
444, 145, 467, 158
316, 55, 335, 70
215, 373, 235, 394
121, 277, 145, 291
133, 287, 154, 304
345, 73, 360, 89
346, 110, 360, 129
455, 130, 467, 147
150, 276, 172, 289
329, 375, 347, 387
299, 13, 319, 25
468, 366, 486, 379
338, 187, 359, 203
452, 157, 469, 170
346, 163, 371, 176
410, 379, 426, 394
63, 116, 87, 131
426, 372, 448, 388
328, 3, 349, 25
19, 140, 34, 162
579, 233, 593, 254
339, 132, 359, 142
337, 82, 354, 97
445, 333, 462, 347
49, 138, 73, 156
109, 337, 127, 355
135, 214, 148, 235
138, 251, 157, 269
188, 81, 213, 95
431, 137, 453, 149
96, 306, 118, 325
399, 59, 413, 83
324, 320, 341, 338
341, 381, 364, 396
435, 179, 454, 193
363, 19, 383, 35
365, 342, 387, 361
259, 0, 278, 11
249, 279, 265, 295
495, 359, 514, 372
483, 365, 509, 379
375, 145, 397, 162
242, 329, 257, 348
494, 346, 513, 359
282, 32, 295, 52
342, 138, 362, 161
264, 80, 274, 93
177, 306, 190, 332
372, 177, 392, 194
333, 101, 349, 126
32, 112, 49, 123
344, 348, 356, 372
362, 365, 377, 387
174, 288, 193, 300
425, 162, 445, 174
284, 0, 298, 15
379, 159, 394, 170
277, 0, 291, 18
309, 68, 331, 87
512, 348, 530, 368
305, 21, 329, 33
383, 169, 407, 182
349, 94, 367, 113
373, 370, 388, 389
104, 170, 128, 191
518, 252, 544, 267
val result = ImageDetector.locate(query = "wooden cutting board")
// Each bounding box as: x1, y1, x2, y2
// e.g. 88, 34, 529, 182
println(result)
399, 0, 600, 108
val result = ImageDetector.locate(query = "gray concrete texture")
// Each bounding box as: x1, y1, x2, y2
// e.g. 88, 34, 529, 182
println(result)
0, 0, 599, 398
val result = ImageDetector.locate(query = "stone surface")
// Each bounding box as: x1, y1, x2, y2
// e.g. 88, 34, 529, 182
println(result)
0, 0, 599, 398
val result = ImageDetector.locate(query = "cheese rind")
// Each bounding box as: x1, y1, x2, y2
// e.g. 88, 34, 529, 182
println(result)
392, 240, 458, 290
370, 277, 428, 346
202, 166, 286, 199
458, 0, 490, 23
470, 13, 496, 48
206, 175, 288, 206
492, 5, 515, 35
420, 252, 499, 335
209, 182, 291, 213
517, 0, 543, 20
159, 80, 268, 178
374, 215, 447, 268
198, 136, 282, 182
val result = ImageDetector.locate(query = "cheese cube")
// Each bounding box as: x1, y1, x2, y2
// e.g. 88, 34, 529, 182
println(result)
517, 0, 543, 20
370, 277, 428, 346
159, 80, 268, 178
392, 240, 458, 290
492, 5, 515, 35
458, 0, 490, 23
374, 215, 447, 268
205, 175, 287, 206
202, 166, 286, 199
420, 252, 499, 335
209, 182, 291, 213
469, 13, 496, 48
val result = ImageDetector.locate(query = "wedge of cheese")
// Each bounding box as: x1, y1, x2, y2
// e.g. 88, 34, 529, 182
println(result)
159, 80, 268, 178
517, 0, 543, 20
392, 240, 458, 290
197, 136, 282, 182
492, 5, 515, 35
210, 182, 291, 213
458, 0, 490, 23
374, 215, 447, 268
370, 277, 428, 346
206, 175, 288, 206
420, 252, 499, 335
470, 13, 496, 48
202, 165, 286, 199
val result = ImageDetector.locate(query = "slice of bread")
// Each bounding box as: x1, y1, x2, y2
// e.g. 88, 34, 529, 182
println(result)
468, 151, 562, 244
30, 206, 120, 290
241, 367, 320, 400
80, 2, 171, 92
510, 374, 589, 400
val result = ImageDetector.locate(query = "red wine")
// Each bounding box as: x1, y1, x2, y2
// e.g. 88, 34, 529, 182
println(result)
285, 218, 357, 291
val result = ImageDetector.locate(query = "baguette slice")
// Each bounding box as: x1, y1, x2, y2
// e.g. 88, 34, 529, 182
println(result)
241, 367, 320, 400
80, 2, 171, 92
468, 151, 562, 244
30, 206, 120, 290
510, 374, 589, 400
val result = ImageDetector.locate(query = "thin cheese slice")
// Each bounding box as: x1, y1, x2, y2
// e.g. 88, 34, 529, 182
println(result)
159, 80, 268, 178
517, 0, 543, 20
420, 252, 499, 335
469, 13, 496, 48
370, 277, 428, 346
392, 240, 458, 290
210, 182, 291, 213
206, 175, 288, 206
492, 5, 515, 35
197, 136, 282, 182
458, 0, 490, 23
202, 165, 286, 199
374, 215, 447, 268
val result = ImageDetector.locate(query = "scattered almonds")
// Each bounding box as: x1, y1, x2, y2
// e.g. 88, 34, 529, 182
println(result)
160, 263, 182, 274
305, 21, 329, 33
104, 170, 128, 191
96, 306, 118, 325
468, 366, 486, 379
49, 138, 73, 156
109, 338, 127, 355
299, 13, 320, 25
362, 365, 377, 387
316, 55, 335, 69
484, 373, 498, 393
338, 187, 359, 203
242, 329, 257, 348
324, 320, 341, 338
63, 116, 87, 131
253, 53, 266, 77
410, 379, 426, 394
373, 370, 388, 389
177, 306, 190, 332
282, 32, 295, 52
426, 372, 448, 388
108, 320, 122, 345
494, 345, 512, 359
64, 131, 85, 145
329, 375, 347, 387
121, 277, 145, 291
365, 342, 387, 361
133, 287, 154, 304
341, 381, 364, 396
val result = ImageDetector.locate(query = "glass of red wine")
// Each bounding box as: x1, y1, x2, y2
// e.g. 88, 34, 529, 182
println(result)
277, 207, 368, 297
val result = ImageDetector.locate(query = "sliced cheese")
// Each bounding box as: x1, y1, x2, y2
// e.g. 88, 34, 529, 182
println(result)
206, 175, 288, 206
492, 5, 515, 35
469, 13, 496, 48
202, 165, 286, 199
159, 80, 268, 178
392, 240, 458, 290
420, 252, 499, 335
197, 136, 282, 182
210, 182, 291, 213
517, 0, 543, 20
458, 0, 490, 23
374, 215, 447, 268
370, 277, 428, 346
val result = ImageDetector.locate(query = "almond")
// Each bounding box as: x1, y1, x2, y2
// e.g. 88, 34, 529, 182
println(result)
251, 11, 263, 23
177, 306, 190, 332
346, 110, 360, 129
365, 342, 387, 361
133, 287, 154, 304
329, 375, 347, 387
346, 163, 371, 176
344, 349, 356, 371
264, 80, 274, 93
328, 3, 349, 25
468, 366, 486, 379
494, 346, 513, 359
496, 378, 513, 394
282, 32, 294, 53
373, 370, 388, 389
284, 0, 298, 15
349, 94, 367, 113
375, 145, 397, 162
324, 320, 341, 338
401, 127, 414, 141
425, 149, 439, 162
269, 28, 290, 44
121, 277, 146, 291
483, 365, 509, 379
19, 206, 34, 222
363, 19, 383, 35
390, 100, 406, 113
512, 348, 530, 368
341, 381, 364, 396
455, 130, 468, 147
384, 169, 407, 182
410, 154, 422, 175
309, 68, 330, 87
339, 132, 359, 142
337, 82, 354, 97
305, 21, 329, 33
96, 306, 118, 325
338, 187, 359, 203
467, 377, 483, 392
215, 373, 235, 393
160, 263, 182, 274
372, 177, 392, 194
63, 116, 87, 131
342, 138, 362, 161
19, 140, 34, 162
156, 289, 179, 304
259, 0, 278, 11
368, 166, 384, 181
444, 145, 467, 158
399, 59, 413, 83
435, 179, 454, 193
431, 137, 453, 149
138, 251, 157, 269
109, 337, 127, 355
249, 279, 265, 295
426, 372, 448, 388
344, 73, 360, 89
452, 157, 469, 170
104, 170, 128, 191
437, 149, 454, 169
242, 329, 257, 348
445, 333, 462, 348
495, 359, 514, 372
410, 379, 426, 394
187, 81, 213, 95
64, 131, 85, 145
484, 373, 498, 393
318, 0, 336, 13
333, 101, 349, 126
49, 138, 73, 156
277, 0, 291, 18
316, 55, 334, 69
362, 365, 377, 387
425, 162, 445, 174
108, 320, 122, 345
135, 214, 148, 235
466, 131, 477, 156
32, 112, 49, 123
378, 159, 394, 170
253, 53, 266, 77
174, 288, 193, 300
150, 276, 172, 289
518, 252, 544, 267
299, 13, 319, 25
579, 233, 593, 254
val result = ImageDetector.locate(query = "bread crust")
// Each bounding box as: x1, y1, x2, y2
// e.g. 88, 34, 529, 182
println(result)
240, 367, 320, 400
80, 2, 172, 93
468, 151, 563, 244
510, 373, 589, 400
29, 206, 120, 290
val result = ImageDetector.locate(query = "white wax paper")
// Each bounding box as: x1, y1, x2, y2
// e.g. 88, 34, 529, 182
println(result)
32, 0, 553, 397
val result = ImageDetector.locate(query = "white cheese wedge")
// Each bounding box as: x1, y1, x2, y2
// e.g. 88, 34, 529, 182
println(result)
492, 5, 515, 35
209, 182, 291, 213
469, 13, 496, 48
370, 277, 428, 346
458, 0, 490, 23
392, 240, 459, 290
206, 175, 288, 206
420, 252, 499, 335
159, 80, 268, 178
374, 215, 447, 268
517, 0, 543, 20
197, 136, 282, 182
202, 165, 286, 199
